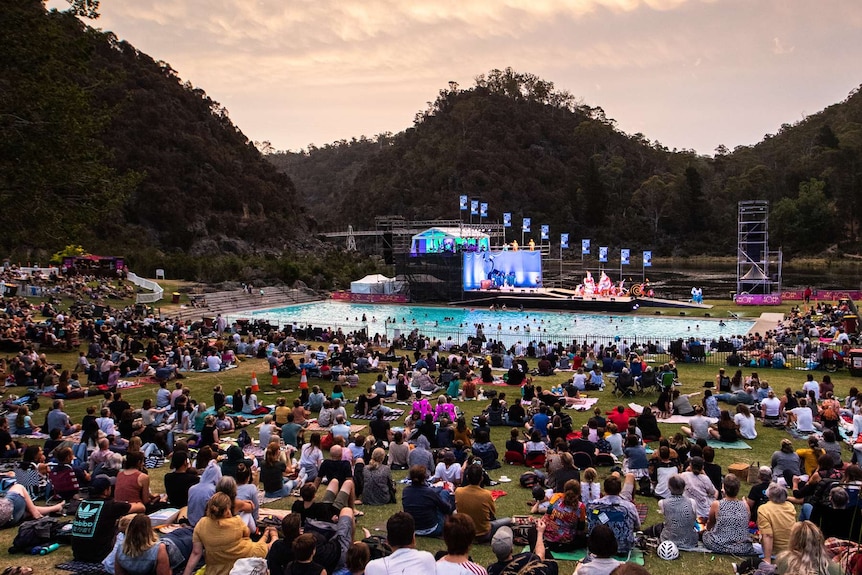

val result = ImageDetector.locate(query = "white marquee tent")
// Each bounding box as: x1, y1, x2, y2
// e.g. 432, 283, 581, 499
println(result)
350, 274, 402, 294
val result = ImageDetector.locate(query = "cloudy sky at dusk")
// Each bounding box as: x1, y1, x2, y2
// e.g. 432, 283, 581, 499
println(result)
62, 0, 862, 155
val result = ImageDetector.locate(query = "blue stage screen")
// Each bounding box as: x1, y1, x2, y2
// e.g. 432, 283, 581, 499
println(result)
463, 251, 543, 290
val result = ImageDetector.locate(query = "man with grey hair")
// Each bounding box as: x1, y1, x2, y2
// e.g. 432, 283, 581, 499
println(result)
756, 483, 795, 563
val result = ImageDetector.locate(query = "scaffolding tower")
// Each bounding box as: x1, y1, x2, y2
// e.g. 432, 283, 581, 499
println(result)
737, 200, 782, 295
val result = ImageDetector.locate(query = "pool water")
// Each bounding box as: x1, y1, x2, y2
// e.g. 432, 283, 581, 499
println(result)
235, 301, 754, 345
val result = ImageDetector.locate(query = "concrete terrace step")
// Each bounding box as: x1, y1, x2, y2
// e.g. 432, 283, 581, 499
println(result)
175, 287, 322, 322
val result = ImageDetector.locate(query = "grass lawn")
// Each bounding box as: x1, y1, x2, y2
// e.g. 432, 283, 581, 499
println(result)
0, 300, 840, 574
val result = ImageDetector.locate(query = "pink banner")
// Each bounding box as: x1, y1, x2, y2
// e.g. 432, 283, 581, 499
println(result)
735, 293, 783, 305
781, 290, 862, 301
331, 291, 409, 303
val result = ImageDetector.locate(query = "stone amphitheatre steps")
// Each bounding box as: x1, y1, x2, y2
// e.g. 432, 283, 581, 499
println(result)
176, 286, 321, 321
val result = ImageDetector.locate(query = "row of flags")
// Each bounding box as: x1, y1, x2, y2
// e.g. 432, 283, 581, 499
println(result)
459, 195, 652, 266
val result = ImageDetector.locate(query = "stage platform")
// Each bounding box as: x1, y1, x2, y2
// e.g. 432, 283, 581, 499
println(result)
453, 288, 637, 313
453, 289, 713, 313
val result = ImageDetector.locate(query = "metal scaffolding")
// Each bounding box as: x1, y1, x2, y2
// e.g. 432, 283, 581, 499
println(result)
737, 200, 782, 295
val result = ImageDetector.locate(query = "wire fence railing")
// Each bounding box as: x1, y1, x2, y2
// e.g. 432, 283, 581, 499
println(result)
277, 322, 837, 369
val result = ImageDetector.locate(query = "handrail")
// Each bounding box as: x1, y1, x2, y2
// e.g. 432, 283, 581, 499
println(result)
127, 272, 163, 304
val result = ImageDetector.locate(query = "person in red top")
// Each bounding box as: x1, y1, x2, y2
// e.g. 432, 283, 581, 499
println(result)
607, 406, 630, 431
114, 452, 164, 511
571, 354, 583, 371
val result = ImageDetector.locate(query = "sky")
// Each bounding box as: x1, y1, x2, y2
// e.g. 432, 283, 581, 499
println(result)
59, 0, 862, 155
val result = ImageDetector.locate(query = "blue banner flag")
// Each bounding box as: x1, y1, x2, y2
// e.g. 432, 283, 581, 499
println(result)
522, 218, 531, 233
621, 249, 630, 265
480, 202, 488, 218
581, 239, 590, 255
503, 213, 512, 227
470, 200, 479, 215
459, 195, 468, 211
561, 234, 569, 249
599, 246, 608, 263
643, 251, 652, 267
540, 225, 549, 240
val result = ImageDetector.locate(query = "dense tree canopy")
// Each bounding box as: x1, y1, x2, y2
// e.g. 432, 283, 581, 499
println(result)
1, 0, 305, 259
271, 69, 862, 257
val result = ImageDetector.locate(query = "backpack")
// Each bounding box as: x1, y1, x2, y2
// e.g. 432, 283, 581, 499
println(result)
637, 475, 653, 497
809, 478, 839, 508
520, 470, 545, 489
9, 516, 68, 553
362, 535, 393, 560
586, 502, 636, 554
237, 429, 251, 448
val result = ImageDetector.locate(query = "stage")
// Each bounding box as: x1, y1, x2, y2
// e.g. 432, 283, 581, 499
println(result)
453, 287, 638, 313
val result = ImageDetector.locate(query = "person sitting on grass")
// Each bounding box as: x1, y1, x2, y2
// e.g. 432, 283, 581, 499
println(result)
455, 463, 512, 543
292, 479, 357, 524
573, 524, 622, 575
437, 513, 488, 575
284, 533, 327, 575
488, 520, 555, 575
402, 464, 454, 537
364, 512, 436, 575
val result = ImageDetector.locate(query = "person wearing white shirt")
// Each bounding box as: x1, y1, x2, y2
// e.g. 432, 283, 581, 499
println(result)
788, 399, 818, 433
365, 512, 436, 575
431, 453, 462, 485
205, 351, 221, 372
760, 390, 782, 422
802, 375, 820, 401
734, 404, 757, 440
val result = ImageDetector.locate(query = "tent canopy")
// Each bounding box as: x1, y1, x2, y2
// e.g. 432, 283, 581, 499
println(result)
351, 274, 400, 294
410, 227, 490, 255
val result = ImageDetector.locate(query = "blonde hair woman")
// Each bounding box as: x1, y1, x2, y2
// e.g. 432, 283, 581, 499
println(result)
775, 520, 841, 575
182, 492, 277, 575
361, 447, 393, 506
114, 513, 171, 575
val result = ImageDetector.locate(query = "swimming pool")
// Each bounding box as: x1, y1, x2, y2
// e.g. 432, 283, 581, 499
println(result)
233, 301, 755, 345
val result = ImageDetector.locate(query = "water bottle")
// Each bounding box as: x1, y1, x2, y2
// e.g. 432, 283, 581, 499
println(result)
39, 543, 60, 555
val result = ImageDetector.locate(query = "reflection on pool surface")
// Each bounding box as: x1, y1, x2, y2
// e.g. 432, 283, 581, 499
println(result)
234, 301, 755, 344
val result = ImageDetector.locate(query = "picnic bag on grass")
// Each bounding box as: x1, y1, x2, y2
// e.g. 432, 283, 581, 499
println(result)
362, 535, 393, 560
9, 516, 68, 553
520, 470, 545, 489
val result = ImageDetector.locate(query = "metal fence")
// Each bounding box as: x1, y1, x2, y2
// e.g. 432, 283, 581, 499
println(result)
282, 321, 836, 370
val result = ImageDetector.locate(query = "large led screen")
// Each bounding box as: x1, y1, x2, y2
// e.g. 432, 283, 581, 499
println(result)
463, 251, 543, 290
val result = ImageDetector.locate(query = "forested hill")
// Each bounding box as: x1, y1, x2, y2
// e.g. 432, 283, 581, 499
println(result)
270, 69, 862, 257
1, 1, 305, 258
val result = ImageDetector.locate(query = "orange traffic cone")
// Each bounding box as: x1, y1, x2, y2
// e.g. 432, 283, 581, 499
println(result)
271, 367, 279, 388
299, 369, 308, 390
250, 371, 259, 393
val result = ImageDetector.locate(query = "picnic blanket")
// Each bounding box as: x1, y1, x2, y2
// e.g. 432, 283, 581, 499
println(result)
304, 422, 367, 434
116, 379, 143, 390
351, 409, 404, 421
258, 489, 285, 505
656, 414, 718, 424
522, 547, 646, 565
187, 364, 239, 373
636, 502, 648, 524
56, 561, 111, 575
706, 439, 752, 449
565, 397, 599, 411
